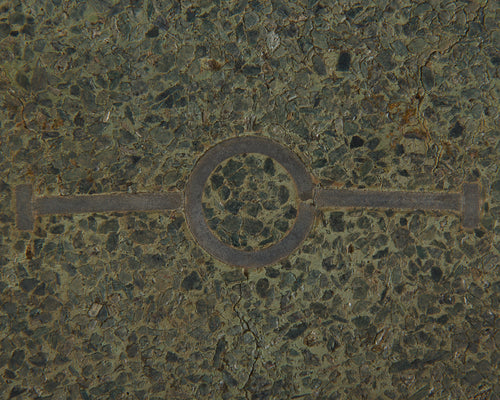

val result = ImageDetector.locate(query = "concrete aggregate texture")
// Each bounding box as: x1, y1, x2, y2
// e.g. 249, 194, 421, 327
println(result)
0, 0, 499, 399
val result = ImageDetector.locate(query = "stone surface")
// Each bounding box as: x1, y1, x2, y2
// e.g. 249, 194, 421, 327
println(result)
202, 153, 298, 250
0, 0, 498, 399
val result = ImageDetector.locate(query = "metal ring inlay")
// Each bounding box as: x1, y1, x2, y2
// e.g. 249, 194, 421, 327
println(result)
184, 136, 315, 268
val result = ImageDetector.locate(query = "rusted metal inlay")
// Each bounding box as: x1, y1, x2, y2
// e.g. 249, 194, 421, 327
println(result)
15, 136, 482, 268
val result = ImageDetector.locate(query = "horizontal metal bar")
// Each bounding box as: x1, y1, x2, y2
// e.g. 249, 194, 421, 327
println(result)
35, 192, 183, 215
314, 188, 462, 212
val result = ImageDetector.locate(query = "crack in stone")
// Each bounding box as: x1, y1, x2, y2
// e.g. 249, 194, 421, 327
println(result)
231, 280, 262, 399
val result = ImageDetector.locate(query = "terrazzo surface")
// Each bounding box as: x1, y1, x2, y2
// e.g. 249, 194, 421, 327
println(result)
0, 0, 499, 399
202, 153, 299, 251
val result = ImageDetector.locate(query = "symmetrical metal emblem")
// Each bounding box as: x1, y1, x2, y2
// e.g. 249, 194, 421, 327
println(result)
16, 136, 481, 268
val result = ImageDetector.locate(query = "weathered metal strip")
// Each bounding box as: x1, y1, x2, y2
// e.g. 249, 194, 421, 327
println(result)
35, 192, 183, 215
315, 188, 461, 212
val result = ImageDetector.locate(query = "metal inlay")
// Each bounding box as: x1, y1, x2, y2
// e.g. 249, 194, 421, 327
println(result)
15, 136, 482, 268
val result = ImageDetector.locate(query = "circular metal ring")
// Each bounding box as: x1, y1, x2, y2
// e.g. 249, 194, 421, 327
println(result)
185, 136, 315, 269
